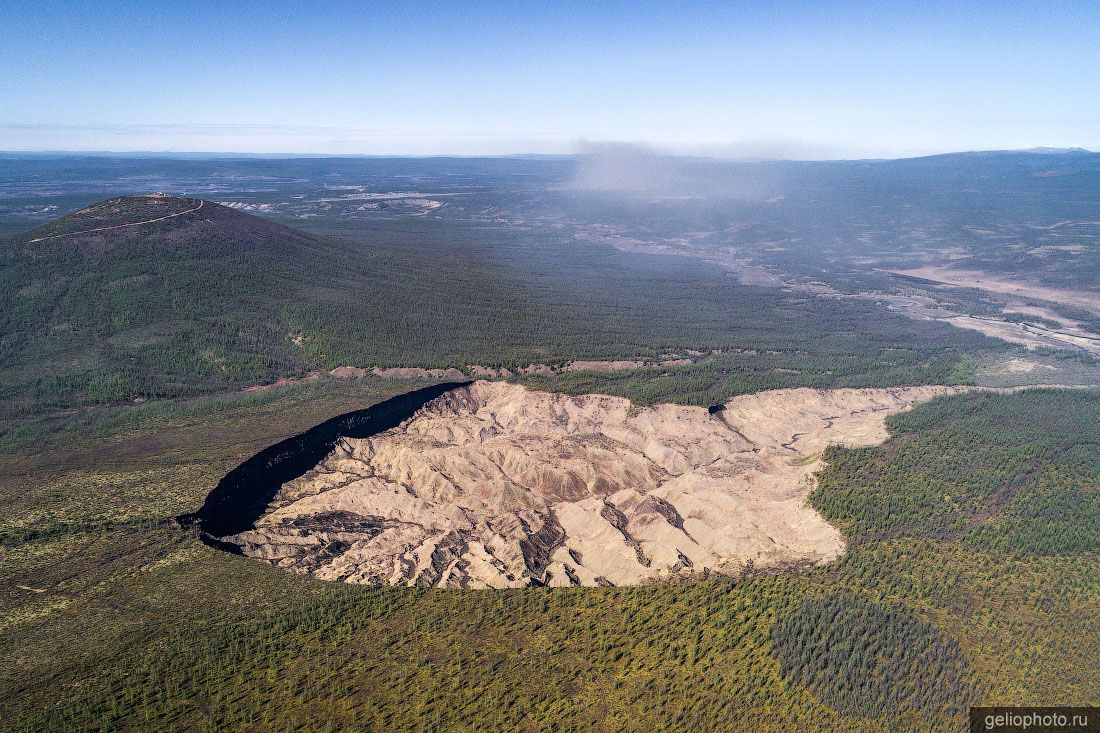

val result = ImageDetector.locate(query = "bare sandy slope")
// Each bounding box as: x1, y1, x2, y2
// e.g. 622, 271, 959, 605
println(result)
226, 381, 975, 587
878, 267, 1100, 355
891, 266, 1100, 316
243, 355, 716, 392
942, 315, 1100, 353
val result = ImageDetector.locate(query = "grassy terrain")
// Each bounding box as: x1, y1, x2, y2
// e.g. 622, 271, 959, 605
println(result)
2, 384, 1098, 732
0, 378, 428, 543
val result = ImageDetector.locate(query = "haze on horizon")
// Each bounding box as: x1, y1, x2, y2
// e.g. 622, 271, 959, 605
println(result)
2, 0, 1098, 159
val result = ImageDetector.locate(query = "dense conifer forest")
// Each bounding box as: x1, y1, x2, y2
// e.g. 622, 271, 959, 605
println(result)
3, 381, 1098, 731
0, 196, 992, 433
1, 158, 1098, 731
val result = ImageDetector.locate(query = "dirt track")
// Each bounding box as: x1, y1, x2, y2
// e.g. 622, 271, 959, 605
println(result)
29, 198, 204, 243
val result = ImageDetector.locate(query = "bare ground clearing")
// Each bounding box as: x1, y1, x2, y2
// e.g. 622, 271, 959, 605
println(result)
225, 381, 990, 588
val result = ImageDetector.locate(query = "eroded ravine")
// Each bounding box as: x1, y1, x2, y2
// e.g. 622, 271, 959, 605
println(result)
202, 381, 975, 588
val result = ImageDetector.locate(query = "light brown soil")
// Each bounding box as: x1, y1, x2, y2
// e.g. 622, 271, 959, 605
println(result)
227, 381, 973, 588
562, 360, 647, 372
891, 266, 1100, 316
242, 355, 714, 392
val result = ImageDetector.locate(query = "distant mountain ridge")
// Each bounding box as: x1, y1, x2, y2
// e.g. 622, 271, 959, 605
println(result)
0, 147, 1094, 162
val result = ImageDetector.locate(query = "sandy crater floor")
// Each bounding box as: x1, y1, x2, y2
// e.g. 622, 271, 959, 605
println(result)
226, 381, 969, 587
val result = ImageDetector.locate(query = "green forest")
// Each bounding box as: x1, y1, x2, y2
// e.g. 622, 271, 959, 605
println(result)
2, 382, 1097, 732
0, 197, 994, 434
1, 191, 1097, 732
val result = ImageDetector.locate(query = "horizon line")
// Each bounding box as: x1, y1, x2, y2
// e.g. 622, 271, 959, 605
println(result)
0, 146, 1094, 164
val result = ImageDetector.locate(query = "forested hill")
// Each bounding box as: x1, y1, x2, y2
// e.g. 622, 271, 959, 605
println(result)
0, 194, 993, 430
13, 194, 317, 256
0, 196, 329, 417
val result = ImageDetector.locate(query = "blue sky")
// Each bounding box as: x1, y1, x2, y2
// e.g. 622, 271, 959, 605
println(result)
2, 0, 1097, 157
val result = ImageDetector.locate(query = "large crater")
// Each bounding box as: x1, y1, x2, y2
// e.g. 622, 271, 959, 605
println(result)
202, 381, 968, 587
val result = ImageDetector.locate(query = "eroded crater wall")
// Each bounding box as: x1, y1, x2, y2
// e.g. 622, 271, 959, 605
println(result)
220, 381, 969, 587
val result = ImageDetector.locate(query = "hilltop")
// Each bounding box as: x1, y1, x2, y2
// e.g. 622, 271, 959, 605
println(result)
19, 194, 204, 243
14, 194, 317, 255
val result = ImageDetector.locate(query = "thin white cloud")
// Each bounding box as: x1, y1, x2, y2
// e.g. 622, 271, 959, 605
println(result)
0, 123, 579, 156
0, 124, 1092, 160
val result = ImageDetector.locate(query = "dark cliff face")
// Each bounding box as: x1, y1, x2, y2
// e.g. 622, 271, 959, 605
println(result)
182, 382, 469, 540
